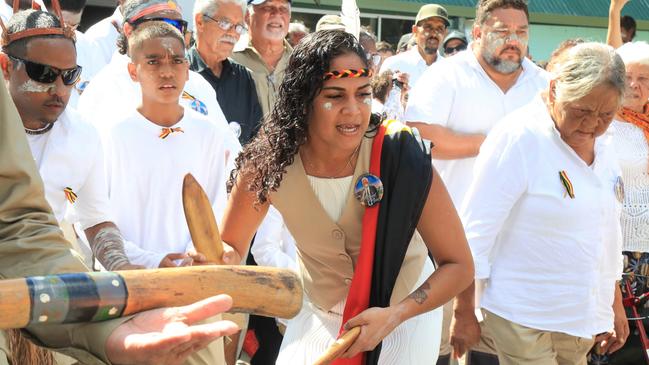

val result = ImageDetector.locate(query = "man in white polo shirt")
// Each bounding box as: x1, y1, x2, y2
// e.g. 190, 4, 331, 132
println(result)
405, 0, 549, 364
379, 3, 448, 88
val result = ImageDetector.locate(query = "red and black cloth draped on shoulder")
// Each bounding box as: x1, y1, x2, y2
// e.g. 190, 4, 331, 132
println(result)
337, 119, 434, 365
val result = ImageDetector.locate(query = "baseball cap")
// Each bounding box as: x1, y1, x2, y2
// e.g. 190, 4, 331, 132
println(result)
415, 4, 450, 27
248, 0, 291, 4
397, 33, 413, 51
443, 30, 468, 47
315, 14, 345, 31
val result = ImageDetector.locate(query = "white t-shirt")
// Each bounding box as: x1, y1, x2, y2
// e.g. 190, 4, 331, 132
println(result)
379, 47, 438, 88
462, 96, 623, 338
25, 108, 111, 229
405, 48, 549, 207
68, 30, 110, 110
83, 6, 123, 67
102, 109, 240, 268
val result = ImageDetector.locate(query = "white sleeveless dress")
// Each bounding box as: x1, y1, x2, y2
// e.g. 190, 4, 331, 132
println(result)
275, 176, 442, 365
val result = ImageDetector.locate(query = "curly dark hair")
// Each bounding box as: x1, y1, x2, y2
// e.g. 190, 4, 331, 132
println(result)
475, 0, 529, 25
229, 30, 381, 205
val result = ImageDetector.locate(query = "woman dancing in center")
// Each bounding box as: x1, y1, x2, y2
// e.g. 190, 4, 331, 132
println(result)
220, 30, 474, 365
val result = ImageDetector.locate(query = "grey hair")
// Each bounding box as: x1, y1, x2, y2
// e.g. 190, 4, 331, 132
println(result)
616, 41, 649, 69
3, 9, 69, 56
288, 21, 308, 35
193, 0, 247, 30
553, 42, 626, 104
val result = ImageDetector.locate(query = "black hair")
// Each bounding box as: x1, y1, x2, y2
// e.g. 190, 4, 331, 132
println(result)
126, 20, 184, 58
228, 30, 380, 205
43, 0, 86, 13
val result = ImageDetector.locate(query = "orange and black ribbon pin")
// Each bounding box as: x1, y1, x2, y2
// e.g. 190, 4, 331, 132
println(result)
159, 127, 184, 140
559, 170, 575, 199
64, 187, 77, 204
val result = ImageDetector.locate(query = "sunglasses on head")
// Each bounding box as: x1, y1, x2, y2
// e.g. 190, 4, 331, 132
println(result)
8, 55, 82, 86
445, 44, 467, 54
131, 17, 189, 34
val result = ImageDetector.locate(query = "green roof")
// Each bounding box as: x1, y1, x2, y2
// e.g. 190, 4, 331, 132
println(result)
297, 0, 649, 29
409, 0, 649, 20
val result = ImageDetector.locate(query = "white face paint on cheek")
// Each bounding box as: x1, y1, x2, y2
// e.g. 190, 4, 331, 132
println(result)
19, 79, 55, 93
323, 102, 333, 111
363, 98, 372, 106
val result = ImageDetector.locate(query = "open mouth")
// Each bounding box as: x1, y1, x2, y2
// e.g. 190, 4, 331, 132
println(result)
336, 123, 361, 135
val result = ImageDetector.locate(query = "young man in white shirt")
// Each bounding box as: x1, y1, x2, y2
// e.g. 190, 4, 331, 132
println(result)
379, 3, 449, 88
101, 20, 239, 365
78, 0, 238, 154
0, 7, 138, 273
404, 0, 549, 364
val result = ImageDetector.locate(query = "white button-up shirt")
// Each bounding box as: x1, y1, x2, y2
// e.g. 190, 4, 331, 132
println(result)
379, 47, 436, 88
0, 2, 11, 23
461, 96, 624, 338
404, 48, 549, 207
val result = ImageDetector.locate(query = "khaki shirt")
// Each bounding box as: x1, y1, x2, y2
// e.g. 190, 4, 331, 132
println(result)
0, 81, 128, 365
231, 40, 292, 116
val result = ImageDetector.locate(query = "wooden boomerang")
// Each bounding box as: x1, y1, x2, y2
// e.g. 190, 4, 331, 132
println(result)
313, 326, 361, 365
182, 173, 225, 264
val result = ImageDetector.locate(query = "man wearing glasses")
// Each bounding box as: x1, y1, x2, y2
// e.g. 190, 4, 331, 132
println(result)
232, 0, 292, 117
189, 0, 262, 145
379, 4, 449, 89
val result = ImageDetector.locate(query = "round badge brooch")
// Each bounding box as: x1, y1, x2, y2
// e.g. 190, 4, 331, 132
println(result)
354, 173, 384, 207
191, 100, 208, 115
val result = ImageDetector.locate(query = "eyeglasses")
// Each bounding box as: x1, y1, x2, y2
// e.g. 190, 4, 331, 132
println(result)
131, 17, 189, 34
444, 44, 467, 55
419, 24, 446, 35
203, 14, 247, 35
366, 53, 381, 66
255, 5, 290, 16
8, 55, 82, 86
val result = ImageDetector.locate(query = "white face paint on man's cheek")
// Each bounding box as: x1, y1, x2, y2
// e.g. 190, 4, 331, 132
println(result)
363, 98, 372, 106
19, 79, 55, 93
323, 102, 333, 110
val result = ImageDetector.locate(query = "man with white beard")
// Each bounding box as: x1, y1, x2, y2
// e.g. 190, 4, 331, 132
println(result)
404, 1, 549, 364
232, 0, 292, 117
189, 0, 262, 144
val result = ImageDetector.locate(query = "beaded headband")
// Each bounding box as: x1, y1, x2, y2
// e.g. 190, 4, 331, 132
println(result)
122, 1, 181, 37
323, 68, 373, 81
0, 0, 76, 49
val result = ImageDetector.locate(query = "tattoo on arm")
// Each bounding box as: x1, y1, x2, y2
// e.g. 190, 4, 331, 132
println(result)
90, 225, 130, 271
408, 282, 431, 305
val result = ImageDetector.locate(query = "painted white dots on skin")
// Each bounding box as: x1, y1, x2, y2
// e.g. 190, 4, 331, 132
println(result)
323, 102, 333, 111
19, 79, 55, 93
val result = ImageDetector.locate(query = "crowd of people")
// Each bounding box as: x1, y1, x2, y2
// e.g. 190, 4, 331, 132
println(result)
0, 0, 647, 364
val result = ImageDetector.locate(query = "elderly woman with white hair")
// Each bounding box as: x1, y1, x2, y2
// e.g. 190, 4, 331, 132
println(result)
458, 42, 628, 365
590, 41, 649, 365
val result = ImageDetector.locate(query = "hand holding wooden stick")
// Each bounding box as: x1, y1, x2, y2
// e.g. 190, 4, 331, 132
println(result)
312, 326, 361, 365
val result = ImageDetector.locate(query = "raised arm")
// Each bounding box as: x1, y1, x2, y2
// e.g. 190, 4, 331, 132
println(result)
608, 0, 629, 49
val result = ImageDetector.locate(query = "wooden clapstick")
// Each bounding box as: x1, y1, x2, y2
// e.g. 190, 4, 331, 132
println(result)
313, 326, 361, 365
0, 266, 303, 330
182, 173, 225, 264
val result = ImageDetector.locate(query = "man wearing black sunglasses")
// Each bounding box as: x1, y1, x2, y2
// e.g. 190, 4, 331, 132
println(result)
0, 6, 238, 365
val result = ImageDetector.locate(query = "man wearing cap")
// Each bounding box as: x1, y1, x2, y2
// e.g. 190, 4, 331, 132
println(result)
442, 30, 467, 57
405, 1, 548, 364
379, 3, 449, 88
189, 0, 262, 145
232, 0, 291, 117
